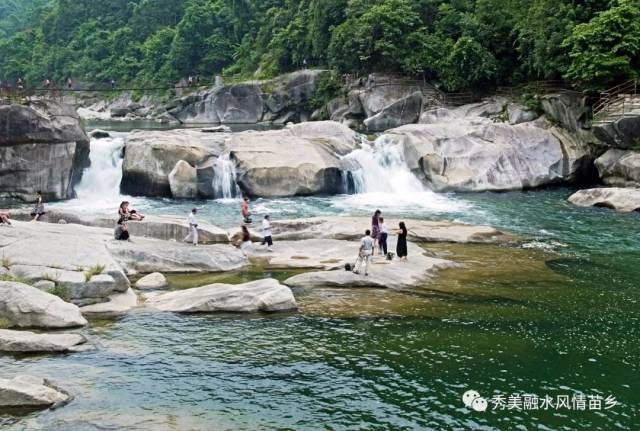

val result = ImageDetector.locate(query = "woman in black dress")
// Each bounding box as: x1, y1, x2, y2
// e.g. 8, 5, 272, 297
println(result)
395, 221, 408, 260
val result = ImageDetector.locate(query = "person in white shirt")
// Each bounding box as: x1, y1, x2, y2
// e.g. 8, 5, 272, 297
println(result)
353, 229, 374, 276
261, 215, 273, 251
184, 208, 198, 246
378, 217, 388, 255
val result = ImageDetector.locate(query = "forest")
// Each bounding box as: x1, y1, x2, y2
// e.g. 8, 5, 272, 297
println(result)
0, 0, 638, 92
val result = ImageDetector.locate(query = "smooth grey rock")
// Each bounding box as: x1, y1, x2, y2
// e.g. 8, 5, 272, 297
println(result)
0, 282, 87, 329
568, 187, 640, 213
168, 160, 198, 198
145, 279, 297, 313
364, 91, 422, 132
135, 272, 167, 290
0, 101, 89, 202
507, 103, 539, 125
121, 129, 224, 196
80, 288, 138, 317
268, 217, 508, 243
89, 129, 111, 139
201, 126, 231, 133
595, 149, 640, 187
385, 117, 580, 192
0, 329, 86, 353
106, 238, 246, 274
230, 121, 359, 197
0, 375, 71, 408
33, 280, 56, 291
282, 240, 454, 289
593, 115, 640, 149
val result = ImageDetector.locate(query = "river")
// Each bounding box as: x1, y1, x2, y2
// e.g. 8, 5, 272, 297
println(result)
1, 124, 639, 430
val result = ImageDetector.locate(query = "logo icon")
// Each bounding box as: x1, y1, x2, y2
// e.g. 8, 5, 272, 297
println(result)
463, 390, 488, 412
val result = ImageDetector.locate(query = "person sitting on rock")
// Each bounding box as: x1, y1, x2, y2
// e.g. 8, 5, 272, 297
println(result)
119, 201, 145, 222
261, 215, 273, 252
184, 207, 199, 246
241, 197, 252, 224
0, 211, 12, 226
30, 191, 45, 221
353, 229, 374, 276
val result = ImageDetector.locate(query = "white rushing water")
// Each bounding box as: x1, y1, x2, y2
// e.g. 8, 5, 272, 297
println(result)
72, 134, 126, 210
212, 153, 242, 200
337, 136, 469, 213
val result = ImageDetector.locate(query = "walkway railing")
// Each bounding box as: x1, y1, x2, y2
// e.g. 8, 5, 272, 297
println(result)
592, 80, 639, 124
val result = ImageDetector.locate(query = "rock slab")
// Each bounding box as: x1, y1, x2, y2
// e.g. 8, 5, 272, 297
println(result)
0, 329, 86, 353
145, 279, 297, 313
568, 188, 640, 213
0, 375, 71, 408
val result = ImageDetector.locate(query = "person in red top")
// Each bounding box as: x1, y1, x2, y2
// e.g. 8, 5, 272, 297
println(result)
241, 197, 252, 224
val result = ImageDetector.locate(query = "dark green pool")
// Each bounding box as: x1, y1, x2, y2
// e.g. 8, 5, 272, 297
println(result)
1, 189, 639, 430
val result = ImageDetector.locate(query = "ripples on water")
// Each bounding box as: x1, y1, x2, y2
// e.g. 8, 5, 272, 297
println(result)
4, 189, 640, 429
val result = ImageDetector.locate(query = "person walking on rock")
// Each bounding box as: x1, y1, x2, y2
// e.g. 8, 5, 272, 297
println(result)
353, 229, 374, 276
240, 225, 252, 258
395, 221, 408, 260
31, 191, 45, 221
241, 197, 252, 224
379, 217, 388, 255
184, 207, 199, 246
261, 215, 273, 251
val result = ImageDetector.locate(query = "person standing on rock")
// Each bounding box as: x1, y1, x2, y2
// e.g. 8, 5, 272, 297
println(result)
240, 225, 252, 258
261, 215, 273, 251
379, 217, 388, 255
395, 222, 408, 261
241, 197, 252, 224
353, 229, 374, 276
30, 191, 45, 221
184, 207, 199, 246
371, 209, 382, 250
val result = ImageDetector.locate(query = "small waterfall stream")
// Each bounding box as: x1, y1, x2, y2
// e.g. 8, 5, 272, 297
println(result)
212, 153, 242, 200
74, 134, 125, 203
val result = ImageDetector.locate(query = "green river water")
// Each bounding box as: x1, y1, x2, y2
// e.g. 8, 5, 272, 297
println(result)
1, 186, 639, 430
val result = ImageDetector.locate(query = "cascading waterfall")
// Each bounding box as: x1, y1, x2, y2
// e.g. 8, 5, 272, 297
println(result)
212, 153, 242, 200
74, 134, 125, 204
339, 135, 468, 212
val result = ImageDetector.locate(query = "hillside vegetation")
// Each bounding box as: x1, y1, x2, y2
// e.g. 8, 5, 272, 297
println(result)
0, 0, 638, 92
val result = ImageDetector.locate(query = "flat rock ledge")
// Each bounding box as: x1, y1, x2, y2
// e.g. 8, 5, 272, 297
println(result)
0, 375, 71, 409
0, 329, 86, 353
568, 188, 640, 213
0, 282, 87, 329
268, 216, 509, 243
144, 279, 297, 313
278, 239, 455, 289
135, 272, 168, 289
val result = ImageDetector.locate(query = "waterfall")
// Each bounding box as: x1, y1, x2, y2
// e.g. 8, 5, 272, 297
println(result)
212, 153, 242, 199
74, 134, 125, 203
338, 136, 468, 213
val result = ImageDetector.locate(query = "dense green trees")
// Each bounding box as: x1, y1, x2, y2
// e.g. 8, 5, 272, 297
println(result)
0, 0, 638, 92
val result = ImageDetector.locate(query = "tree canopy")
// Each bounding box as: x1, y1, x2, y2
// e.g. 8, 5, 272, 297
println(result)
0, 0, 637, 92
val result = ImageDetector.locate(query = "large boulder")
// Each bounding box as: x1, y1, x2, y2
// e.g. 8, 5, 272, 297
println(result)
79, 288, 138, 317
0, 100, 89, 202
0, 375, 71, 409
568, 187, 640, 213
0, 282, 87, 329
168, 160, 198, 198
145, 279, 297, 313
385, 120, 571, 192
121, 129, 225, 196
230, 121, 360, 197
593, 115, 640, 149
0, 329, 86, 353
595, 149, 640, 187
363, 92, 422, 132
